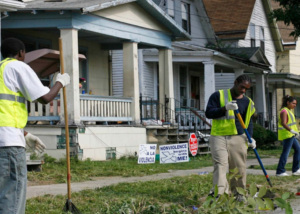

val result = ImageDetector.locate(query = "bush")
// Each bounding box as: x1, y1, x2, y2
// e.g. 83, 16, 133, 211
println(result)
253, 123, 277, 149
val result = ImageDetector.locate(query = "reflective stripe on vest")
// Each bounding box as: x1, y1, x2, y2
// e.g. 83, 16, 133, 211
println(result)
278, 107, 298, 141
0, 58, 28, 128
211, 89, 255, 136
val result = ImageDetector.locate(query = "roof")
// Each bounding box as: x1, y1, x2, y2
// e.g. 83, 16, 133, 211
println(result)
202, 0, 255, 39
0, 0, 26, 12
270, 0, 297, 50
267, 73, 300, 88
219, 47, 271, 70
20, 0, 190, 40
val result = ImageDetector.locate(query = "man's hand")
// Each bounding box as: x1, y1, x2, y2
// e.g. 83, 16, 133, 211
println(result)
290, 129, 299, 136
225, 101, 238, 110
25, 133, 46, 154
248, 138, 256, 149
55, 73, 70, 87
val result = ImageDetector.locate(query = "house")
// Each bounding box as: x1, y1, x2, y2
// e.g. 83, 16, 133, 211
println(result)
1, 0, 190, 160
268, 0, 300, 130
119, 0, 272, 131
202, 0, 283, 130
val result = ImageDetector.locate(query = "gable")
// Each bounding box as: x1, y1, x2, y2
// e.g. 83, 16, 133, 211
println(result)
92, 2, 170, 33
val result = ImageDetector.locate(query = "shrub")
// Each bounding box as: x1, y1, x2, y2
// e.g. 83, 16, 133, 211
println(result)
253, 123, 277, 149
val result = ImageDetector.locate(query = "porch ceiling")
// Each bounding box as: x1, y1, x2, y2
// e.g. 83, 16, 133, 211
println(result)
1, 10, 176, 49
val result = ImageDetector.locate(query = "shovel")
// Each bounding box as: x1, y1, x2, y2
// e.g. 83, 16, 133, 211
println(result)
59, 38, 81, 213
234, 109, 273, 187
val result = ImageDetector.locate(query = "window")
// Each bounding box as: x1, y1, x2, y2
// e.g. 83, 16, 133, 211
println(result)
260, 27, 265, 53
249, 23, 255, 47
167, 0, 175, 19
181, 2, 191, 34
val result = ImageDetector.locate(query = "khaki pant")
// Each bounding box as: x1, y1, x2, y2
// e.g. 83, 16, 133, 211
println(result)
209, 134, 248, 195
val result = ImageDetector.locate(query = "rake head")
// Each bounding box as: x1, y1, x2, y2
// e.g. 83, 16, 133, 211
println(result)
63, 199, 81, 214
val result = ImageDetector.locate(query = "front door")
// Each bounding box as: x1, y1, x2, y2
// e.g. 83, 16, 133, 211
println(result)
190, 76, 200, 109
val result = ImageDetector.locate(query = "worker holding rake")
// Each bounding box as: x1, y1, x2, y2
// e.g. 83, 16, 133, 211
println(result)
205, 74, 256, 201
0, 38, 70, 214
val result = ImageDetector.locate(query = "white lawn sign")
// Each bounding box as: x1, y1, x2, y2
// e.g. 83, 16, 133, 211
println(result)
159, 143, 189, 164
138, 144, 157, 164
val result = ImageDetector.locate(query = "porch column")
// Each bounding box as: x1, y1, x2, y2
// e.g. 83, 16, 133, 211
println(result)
159, 49, 175, 123
234, 68, 244, 78
60, 28, 80, 125
203, 61, 215, 108
255, 73, 267, 120
123, 42, 140, 125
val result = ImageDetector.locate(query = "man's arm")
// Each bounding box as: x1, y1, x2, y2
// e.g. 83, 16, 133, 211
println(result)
37, 73, 70, 104
205, 91, 226, 119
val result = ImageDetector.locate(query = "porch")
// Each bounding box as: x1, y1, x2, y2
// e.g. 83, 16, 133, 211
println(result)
27, 95, 133, 125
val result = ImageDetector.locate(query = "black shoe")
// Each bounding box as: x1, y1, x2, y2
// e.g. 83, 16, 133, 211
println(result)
208, 191, 220, 200
235, 193, 245, 202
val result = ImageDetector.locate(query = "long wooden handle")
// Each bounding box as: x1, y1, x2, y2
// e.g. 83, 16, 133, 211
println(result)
59, 38, 71, 199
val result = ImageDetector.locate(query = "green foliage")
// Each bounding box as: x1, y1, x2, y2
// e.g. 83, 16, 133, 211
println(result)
198, 172, 292, 214
253, 123, 277, 149
269, 0, 300, 38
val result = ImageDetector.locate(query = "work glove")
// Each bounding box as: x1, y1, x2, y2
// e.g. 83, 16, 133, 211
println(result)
290, 129, 299, 137
247, 138, 256, 149
55, 73, 70, 87
25, 133, 46, 155
225, 101, 238, 111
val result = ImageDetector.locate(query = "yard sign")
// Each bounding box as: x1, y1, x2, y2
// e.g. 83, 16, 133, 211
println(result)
189, 133, 198, 156
159, 143, 189, 164
138, 144, 156, 164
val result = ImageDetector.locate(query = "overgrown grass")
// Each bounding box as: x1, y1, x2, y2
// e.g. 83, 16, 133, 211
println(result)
28, 154, 214, 185
28, 148, 285, 185
26, 174, 299, 214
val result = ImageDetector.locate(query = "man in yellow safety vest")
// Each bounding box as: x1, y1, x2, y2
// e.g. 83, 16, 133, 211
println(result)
205, 74, 256, 201
0, 38, 70, 214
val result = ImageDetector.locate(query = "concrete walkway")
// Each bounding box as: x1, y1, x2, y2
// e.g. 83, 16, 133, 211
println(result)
26, 157, 291, 199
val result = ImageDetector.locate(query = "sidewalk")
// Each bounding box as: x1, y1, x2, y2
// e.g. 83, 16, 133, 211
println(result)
26, 157, 290, 199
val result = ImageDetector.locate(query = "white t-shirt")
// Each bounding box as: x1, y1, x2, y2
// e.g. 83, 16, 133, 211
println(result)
0, 60, 50, 147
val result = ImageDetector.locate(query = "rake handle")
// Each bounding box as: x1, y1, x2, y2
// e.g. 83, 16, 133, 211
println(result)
59, 38, 72, 199
234, 109, 273, 187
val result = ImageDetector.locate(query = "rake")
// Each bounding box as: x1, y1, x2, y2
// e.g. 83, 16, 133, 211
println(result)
59, 38, 82, 214
234, 109, 273, 187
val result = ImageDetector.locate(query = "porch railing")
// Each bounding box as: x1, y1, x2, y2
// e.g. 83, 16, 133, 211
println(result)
80, 95, 133, 122
27, 96, 60, 122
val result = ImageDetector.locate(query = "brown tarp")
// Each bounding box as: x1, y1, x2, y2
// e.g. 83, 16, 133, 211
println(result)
25, 49, 86, 78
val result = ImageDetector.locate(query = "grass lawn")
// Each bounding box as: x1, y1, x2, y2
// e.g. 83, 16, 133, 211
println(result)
28, 148, 285, 185
26, 173, 299, 214
25, 147, 299, 213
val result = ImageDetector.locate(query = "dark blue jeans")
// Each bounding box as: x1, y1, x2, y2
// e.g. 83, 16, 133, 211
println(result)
0, 147, 27, 214
276, 136, 300, 174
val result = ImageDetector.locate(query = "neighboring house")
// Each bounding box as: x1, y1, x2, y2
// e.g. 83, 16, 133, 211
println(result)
202, 0, 283, 130
1, 0, 189, 160
268, 0, 300, 131
113, 0, 272, 131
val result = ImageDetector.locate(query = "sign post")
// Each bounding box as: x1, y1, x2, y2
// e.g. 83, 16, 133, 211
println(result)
189, 133, 198, 157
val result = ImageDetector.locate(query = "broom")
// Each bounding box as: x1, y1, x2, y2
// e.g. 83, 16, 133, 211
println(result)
59, 38, 81, 213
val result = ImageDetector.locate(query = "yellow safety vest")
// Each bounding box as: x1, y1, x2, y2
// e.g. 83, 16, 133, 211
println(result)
0, 58, 28, 128
278, 107, 298, 141
211, 89, 256, 136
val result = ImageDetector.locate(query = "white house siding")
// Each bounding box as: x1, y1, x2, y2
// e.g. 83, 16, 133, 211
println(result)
142, 61, 155, 98
215, 73, 235, 91
112, 50, 124, 96
180, 0, 209, 47
238, 0, 276, 73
